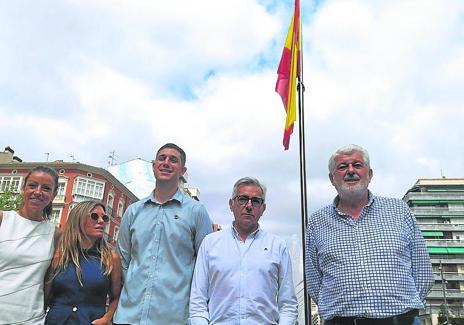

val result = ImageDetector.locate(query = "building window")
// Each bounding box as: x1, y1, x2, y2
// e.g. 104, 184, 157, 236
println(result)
74, 177, 105, 200
117, 200, 124, 217
50, 209, 61, 225
442, 217, 451, 224
104, 219, 110, 241
114, 226, 120, 242
107, 192, 115, 216
107, 192, 114, 208
55, 181, 66, 201
57, 182, 66, 196
0, 176, 22, 193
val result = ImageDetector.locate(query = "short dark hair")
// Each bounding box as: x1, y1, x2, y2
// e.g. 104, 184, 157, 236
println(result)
22, 166, 59, 219
156, 143, 186, 166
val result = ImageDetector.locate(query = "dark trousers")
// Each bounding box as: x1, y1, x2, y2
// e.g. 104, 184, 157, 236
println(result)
324, 309, 419, 325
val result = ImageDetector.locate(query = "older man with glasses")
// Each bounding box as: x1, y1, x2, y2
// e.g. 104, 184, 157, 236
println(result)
188, 176, 298, 325
306, 144, 433, 325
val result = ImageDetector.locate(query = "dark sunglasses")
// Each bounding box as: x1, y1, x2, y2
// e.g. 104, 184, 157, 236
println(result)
90, 212, 109, 223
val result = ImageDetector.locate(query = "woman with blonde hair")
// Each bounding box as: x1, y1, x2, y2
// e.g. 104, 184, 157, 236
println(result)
0, 166, 60, 324
45, 200, 121, 325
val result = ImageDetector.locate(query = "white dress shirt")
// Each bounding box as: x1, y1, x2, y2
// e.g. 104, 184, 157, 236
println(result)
189, 225, 298, 325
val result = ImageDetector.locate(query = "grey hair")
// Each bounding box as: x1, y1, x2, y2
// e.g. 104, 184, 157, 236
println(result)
231, 177, 267, 200
328, 144, 370, 172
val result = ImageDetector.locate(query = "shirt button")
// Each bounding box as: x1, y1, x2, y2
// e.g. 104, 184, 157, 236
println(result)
72, 306, 78, 312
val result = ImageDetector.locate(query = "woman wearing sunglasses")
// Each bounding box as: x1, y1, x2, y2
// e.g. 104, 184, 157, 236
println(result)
45, 201, 121, 325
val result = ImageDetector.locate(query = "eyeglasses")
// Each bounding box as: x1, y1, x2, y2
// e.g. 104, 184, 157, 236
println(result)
90, 212, 109, 223
233, 195, 264, 207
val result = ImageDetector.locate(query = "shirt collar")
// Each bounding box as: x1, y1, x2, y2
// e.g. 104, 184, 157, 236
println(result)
231, 223, 260, 241
332, 190, 375, 215
143, 188, 183, 206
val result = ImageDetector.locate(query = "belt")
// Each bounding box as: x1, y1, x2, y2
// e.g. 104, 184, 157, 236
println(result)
325, 309, 419, 325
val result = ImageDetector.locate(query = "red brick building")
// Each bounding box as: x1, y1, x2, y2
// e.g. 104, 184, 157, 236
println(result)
0, 147, 137, 246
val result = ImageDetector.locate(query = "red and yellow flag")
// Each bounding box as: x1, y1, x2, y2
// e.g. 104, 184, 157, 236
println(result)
275, 0, 301, 150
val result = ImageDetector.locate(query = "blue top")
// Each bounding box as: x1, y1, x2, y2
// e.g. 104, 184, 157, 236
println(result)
189, 226, 298, 325
45, 249, 110, 324
114, 189, 212, 325
305, 192, 433, 321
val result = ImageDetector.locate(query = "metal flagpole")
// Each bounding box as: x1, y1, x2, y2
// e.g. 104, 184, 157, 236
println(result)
297, 75, 310, 325
296, 0, 310, 323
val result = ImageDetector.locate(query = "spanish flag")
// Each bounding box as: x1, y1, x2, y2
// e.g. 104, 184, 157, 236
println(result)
275, 0, 300, 150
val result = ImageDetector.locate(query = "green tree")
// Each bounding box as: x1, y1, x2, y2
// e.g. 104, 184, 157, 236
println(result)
0, 187, 21, 211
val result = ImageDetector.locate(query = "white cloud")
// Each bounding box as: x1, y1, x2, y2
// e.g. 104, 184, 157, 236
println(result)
0, 0, 463, 250
66, 0, 279, 80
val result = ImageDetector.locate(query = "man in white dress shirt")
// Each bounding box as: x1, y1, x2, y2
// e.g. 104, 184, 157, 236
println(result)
189, 177, 298, 325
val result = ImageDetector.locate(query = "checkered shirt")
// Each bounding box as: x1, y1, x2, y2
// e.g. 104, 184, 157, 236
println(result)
305, 192, 433, 321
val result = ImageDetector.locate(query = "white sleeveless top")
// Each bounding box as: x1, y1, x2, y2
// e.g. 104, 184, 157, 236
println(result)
0, 211, 55, 325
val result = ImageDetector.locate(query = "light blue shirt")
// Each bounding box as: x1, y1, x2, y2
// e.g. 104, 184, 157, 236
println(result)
189, 225, 298, 325
114, 189, 212, 325
306, 193, 433, 321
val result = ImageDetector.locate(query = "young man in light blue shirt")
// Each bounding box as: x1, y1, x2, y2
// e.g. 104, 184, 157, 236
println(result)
114, 143, 212, 325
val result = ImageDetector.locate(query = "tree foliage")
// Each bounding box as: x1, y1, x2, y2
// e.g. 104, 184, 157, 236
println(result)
0, 187, 21, 211
438, 303, 464, 325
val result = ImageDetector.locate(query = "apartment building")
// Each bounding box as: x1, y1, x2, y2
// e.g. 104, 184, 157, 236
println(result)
403, 178, 464, 323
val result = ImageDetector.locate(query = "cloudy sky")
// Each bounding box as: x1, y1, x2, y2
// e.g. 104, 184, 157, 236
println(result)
1, 0, 463, 280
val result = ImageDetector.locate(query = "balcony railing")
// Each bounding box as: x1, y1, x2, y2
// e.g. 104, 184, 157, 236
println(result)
405, 192, 464, 202
53, 194, 65, 203
413, 207, 464, 214
427, 288, 464, 299
424, 304, 464, 317
425, 239, 464, 247
430, 257, 464, 264
432, 272, 464, 281
419, 223, 464, 231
